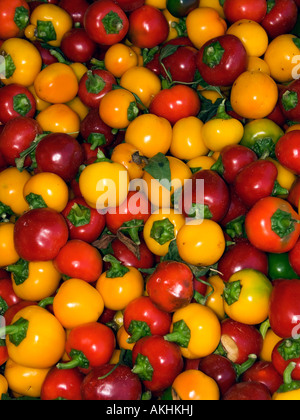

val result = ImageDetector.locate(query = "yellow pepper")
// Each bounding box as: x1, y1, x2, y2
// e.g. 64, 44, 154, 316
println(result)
25, 4, 73, 47
8, 259, 61, 302
143, 209, 185, 257
1, 305, 66, 369
224, 269, 273, 326
267, 157, 297, 192
4, 359, 50, 398
0, 223, 20, 268
0, 374, 8, 396
165, 303, 221, 359
34, 63, 79, 104
202, 100, 244, 152
260, 328, 282, 363
36, 104, 81, 138
0, 38, 42, 87
205, 275, 226, 321
51, 278, 105, 330
0, 167, 31, 215
170, 117, 209, 161
96, 255, 144, 311
142, 155, 192, 209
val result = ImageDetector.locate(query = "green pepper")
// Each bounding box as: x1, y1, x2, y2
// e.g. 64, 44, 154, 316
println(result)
268, 253, 300, 280
166, 0, 199, 18
240, 118, 284, 158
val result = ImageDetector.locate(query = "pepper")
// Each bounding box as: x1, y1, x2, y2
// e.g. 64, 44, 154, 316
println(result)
4, 358, 50, 398
0, 305, 65, 369
240, 118, 284, 158
268, 252, 300, 280
201, 100, 244, 152
166, 0, 199, 18
164, 303, 221, 359
25, 3, 73, 47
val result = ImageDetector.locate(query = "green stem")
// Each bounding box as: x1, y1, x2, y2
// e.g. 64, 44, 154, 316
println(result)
57, 349, 89, 370
234, 354, 257, 378
150, 218, 175, 246
164, 320, 191, 348
85, 70, 106, 94
132, 353, 154, 382
101, 11, 124, 35
50, 49, 70, 65
283, 362, 297, 385
0, 317, 29, 346
103, 254, 130, 278
38, 297, 54, 309
214, 99, 232, 120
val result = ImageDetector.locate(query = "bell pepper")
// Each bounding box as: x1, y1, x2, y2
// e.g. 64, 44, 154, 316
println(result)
240, 118, 284, 158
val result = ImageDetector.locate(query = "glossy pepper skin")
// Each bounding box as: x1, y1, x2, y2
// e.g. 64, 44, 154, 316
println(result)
268, 252, 300, 280
240, 118, 284, 158
0, 305, 66, 369
166, 0, 199, 18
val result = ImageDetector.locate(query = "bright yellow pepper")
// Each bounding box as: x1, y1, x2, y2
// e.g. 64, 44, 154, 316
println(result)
165, 303, 221, 359
9, 259, 61, 302
260, 328, 282, 363
1, 305, 66, 369
176, 219, 226, 267
23, 172, 69, 213
170, 117, 209, 161
143, 209, 185, 257
0, 167, 31, 215
0, 374, 8, 396
25, 4, 73, 47
96, 255, 144, 311
104, 43, 139, 78
4, 359, 50, 398
267, 157, 297, 192
224, 269, 273, 326
66, 97, 89, 122
125, 113, 173, 158
0, 38, 42, 87
205, 275, 226, 321
202, 100, 244, 152
52, 278, 104, 330
120, 66, 161, 108
0, 223, 20, 268
162, 9, 180, 41
187, 156, 216, 173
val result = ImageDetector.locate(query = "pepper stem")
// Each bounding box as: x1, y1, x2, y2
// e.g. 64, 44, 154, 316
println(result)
103, 254, 130, 278
214, 99, 232, 120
